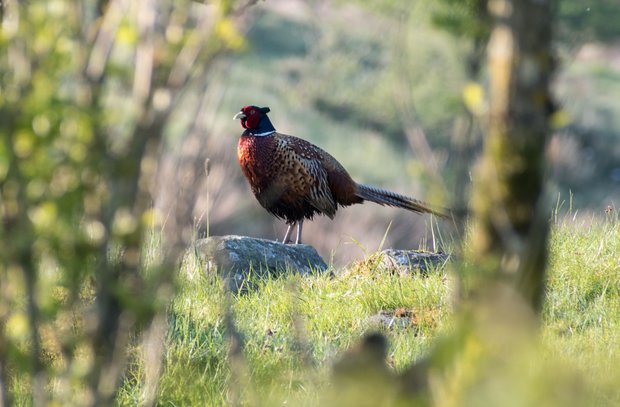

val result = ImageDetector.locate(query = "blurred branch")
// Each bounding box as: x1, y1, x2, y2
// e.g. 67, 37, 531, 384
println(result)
0, 361, 7, 407
399, 104, 448, 196
133, 0, 156, 106
86, 0, 125, 83
431, 0, 489, 230
0, 88, 45, 407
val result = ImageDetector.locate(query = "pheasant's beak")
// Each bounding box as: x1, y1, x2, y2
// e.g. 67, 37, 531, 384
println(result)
233, 111, 246, 120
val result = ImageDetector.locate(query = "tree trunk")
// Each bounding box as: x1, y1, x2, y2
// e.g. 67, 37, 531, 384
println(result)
395, 0, 556, 401
468, 0, 554, 313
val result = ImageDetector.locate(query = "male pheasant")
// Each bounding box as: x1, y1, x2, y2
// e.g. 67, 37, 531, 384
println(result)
234, 105, 448, 244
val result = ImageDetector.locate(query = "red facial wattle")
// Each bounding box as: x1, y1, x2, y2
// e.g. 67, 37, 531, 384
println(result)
243, 107, 260, 129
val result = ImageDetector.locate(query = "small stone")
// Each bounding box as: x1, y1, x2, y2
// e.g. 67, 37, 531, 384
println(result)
367, 310, 417, 331
378, 249, 450, 275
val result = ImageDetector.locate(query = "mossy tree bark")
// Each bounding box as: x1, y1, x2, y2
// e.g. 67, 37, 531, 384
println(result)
468, 0, 554, 314
384, 1, 557, 402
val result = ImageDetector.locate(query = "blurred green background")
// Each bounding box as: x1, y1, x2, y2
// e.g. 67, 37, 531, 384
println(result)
181, 0, 620, 264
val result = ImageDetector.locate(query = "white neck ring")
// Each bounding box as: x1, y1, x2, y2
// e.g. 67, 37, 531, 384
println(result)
251, 130, 275, 137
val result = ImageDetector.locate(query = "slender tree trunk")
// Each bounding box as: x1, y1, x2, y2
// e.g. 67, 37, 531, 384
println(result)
469, 0, 554, 313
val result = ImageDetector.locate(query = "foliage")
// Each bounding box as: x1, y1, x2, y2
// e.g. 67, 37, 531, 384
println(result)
0, 0, 243, 405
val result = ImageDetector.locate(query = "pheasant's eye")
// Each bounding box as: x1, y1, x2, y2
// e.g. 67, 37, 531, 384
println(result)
250, 109, 256, 115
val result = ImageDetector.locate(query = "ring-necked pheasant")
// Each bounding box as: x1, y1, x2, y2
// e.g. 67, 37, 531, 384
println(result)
234, 105, 449, 244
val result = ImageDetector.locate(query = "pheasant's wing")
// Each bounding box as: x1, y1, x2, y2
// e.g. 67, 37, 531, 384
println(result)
275, 134, 338, 218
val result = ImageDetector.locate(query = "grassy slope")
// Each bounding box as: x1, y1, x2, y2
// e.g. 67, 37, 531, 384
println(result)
117, 215, 620, 406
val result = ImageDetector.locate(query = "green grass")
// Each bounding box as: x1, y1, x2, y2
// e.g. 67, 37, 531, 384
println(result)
115, 215, 620, 406
542, 214, 620, 404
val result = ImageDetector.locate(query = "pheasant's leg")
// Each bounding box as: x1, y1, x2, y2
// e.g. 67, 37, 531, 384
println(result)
295, 220, 303, 244
282, 223, 295, 244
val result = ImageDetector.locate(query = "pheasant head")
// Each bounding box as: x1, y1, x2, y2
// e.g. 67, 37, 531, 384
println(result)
233, 106, 275, 136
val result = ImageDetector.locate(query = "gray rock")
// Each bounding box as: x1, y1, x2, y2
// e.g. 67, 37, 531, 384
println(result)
367, 310, 418, 331
378, 249, 449, 275
189, 235, 328, 292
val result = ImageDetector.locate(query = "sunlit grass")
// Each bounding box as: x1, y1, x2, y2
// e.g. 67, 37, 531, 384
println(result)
542, 213, 620, 405
116, 215, 620, 406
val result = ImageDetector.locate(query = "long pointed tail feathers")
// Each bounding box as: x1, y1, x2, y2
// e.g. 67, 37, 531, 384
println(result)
355, 184, 450, 219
